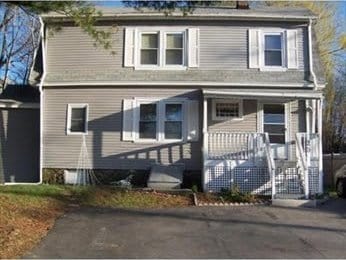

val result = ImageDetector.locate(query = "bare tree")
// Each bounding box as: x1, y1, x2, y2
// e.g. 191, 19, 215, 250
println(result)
0, 3, 40, 90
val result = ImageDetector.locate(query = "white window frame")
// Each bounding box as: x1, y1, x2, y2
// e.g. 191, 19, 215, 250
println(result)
212, 99, 243, 121
135, 27, 187, 70
138, 31, 160, 69
259, 29, 287, 72
134, 98, 187, 143
66, 104, 89, 135
163, 32, 185, 67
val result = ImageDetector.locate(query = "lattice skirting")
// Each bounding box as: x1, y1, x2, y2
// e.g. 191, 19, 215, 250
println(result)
275, 168, 302, 195
308, 167, 320, 195
205, 165, 321, 196
205, 166, 271, 195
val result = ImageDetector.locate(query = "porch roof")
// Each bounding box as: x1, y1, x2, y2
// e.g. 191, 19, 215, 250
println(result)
202, 88, 323, 100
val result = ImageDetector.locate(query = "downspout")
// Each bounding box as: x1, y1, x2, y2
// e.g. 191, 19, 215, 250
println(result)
308, 18, 324, 193
308, 18, 319, 90
38, 17, 47, 184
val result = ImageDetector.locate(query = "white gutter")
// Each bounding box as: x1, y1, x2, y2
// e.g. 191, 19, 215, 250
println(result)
308, 18, 319, 90
43, 81, 315, 88
203, 89, 323, 99
43, 12, 316, 22
38, 17, 47, 185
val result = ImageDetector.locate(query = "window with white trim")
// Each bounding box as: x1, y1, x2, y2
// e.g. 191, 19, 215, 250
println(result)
164, 103, 183, 139
263, 104, 285, 144
212, 99, 243, 121
67, 104, 88, 134
138, 30, 186, 68
140, 33, 159, 65
139, 103, 157, 139
263, 33, 283, 67
135, 99, 185, 142
122, 98, 199, 142
124, 27, 200, 69
165, 33, 184, 65
248, 29, 298, 70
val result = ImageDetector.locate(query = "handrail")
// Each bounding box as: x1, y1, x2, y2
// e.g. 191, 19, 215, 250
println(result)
263, 133, 276, 200
296, 133, 310, 199
296, 133, 308, 170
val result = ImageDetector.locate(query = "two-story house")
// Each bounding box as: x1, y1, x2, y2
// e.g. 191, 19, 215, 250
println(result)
31, 6, 325, 199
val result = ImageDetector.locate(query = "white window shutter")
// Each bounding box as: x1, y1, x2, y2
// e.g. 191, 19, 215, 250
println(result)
122, 99, 135, 141
248, 29, 260, 68
188, 28, 199, 68
124, 28, 135, 67
286, 29, 298, 69
186, 100, 199, 141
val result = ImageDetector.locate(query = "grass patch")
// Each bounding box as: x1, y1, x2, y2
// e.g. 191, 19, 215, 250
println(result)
82, 188, 193, 209
0, 185, 193, 258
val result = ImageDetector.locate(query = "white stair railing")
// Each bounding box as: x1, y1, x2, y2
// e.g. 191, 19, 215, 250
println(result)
296, 133, 312, 199
263, 133, 276, 200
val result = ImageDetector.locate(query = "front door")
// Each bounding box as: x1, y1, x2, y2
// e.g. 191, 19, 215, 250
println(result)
261, 103, 288, 159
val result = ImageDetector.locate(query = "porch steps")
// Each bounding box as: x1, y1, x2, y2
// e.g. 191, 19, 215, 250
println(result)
272, 198, 317, 208
147, 164, 184, 190
274, 194, 305, 200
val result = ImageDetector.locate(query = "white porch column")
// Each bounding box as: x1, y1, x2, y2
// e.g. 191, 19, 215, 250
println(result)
202, 98, 208, 192
311, 99, 316, 133
317, 98, 324, 193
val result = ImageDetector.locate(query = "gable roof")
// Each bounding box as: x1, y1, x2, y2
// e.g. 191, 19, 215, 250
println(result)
42, 6, 317, 22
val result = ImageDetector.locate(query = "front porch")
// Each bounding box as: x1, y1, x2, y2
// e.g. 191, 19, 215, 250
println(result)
201, 88, 324, 200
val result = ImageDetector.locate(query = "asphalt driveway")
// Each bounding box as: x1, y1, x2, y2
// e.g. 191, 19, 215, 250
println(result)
27, 199, 346, 259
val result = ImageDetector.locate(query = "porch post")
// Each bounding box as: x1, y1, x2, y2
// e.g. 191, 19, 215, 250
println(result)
311, 99, 316, 133
202, 98, 208, 192
317, 98, 324, 193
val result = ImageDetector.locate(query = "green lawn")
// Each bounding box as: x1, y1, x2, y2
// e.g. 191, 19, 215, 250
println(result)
0, 185, 193, 258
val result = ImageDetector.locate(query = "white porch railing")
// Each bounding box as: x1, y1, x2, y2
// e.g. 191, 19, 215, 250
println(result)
295, 132, 320, 198
263, 133, 276, 200
207, 132, 264, 160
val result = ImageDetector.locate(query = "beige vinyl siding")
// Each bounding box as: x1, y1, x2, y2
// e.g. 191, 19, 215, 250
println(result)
207, 99, 257, 132
43, 87, 202, 170
46, 21, 308, 74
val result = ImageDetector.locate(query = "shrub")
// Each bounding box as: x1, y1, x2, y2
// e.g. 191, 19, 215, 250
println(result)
219, 186, 256, 203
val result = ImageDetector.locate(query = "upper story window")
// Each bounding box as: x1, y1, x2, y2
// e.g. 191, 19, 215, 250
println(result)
165, 33, 184, 65
140, 33, 159, 65
124, 27, 199, 70
264, 33, 283, 67
249, 29, 298, 71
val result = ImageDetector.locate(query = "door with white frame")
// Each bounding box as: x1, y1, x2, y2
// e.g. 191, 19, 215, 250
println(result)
259, 102, 289, 160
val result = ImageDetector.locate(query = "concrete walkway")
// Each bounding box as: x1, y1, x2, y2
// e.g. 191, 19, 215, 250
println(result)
26, 199, 346, 259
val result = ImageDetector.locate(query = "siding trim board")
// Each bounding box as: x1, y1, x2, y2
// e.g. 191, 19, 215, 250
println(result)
43, 82, 316, 88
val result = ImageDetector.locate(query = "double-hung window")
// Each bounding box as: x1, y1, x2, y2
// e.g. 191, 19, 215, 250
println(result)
263, 33, 284, 67
124, 27, 199, 69
164, 103, 183, 139
139, 103, 157, 139
67, 104, 88, 135
136, 99, 185, 142
165, 33, 184, 66
140, 33, 159, 65
249, 28, 298, 70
